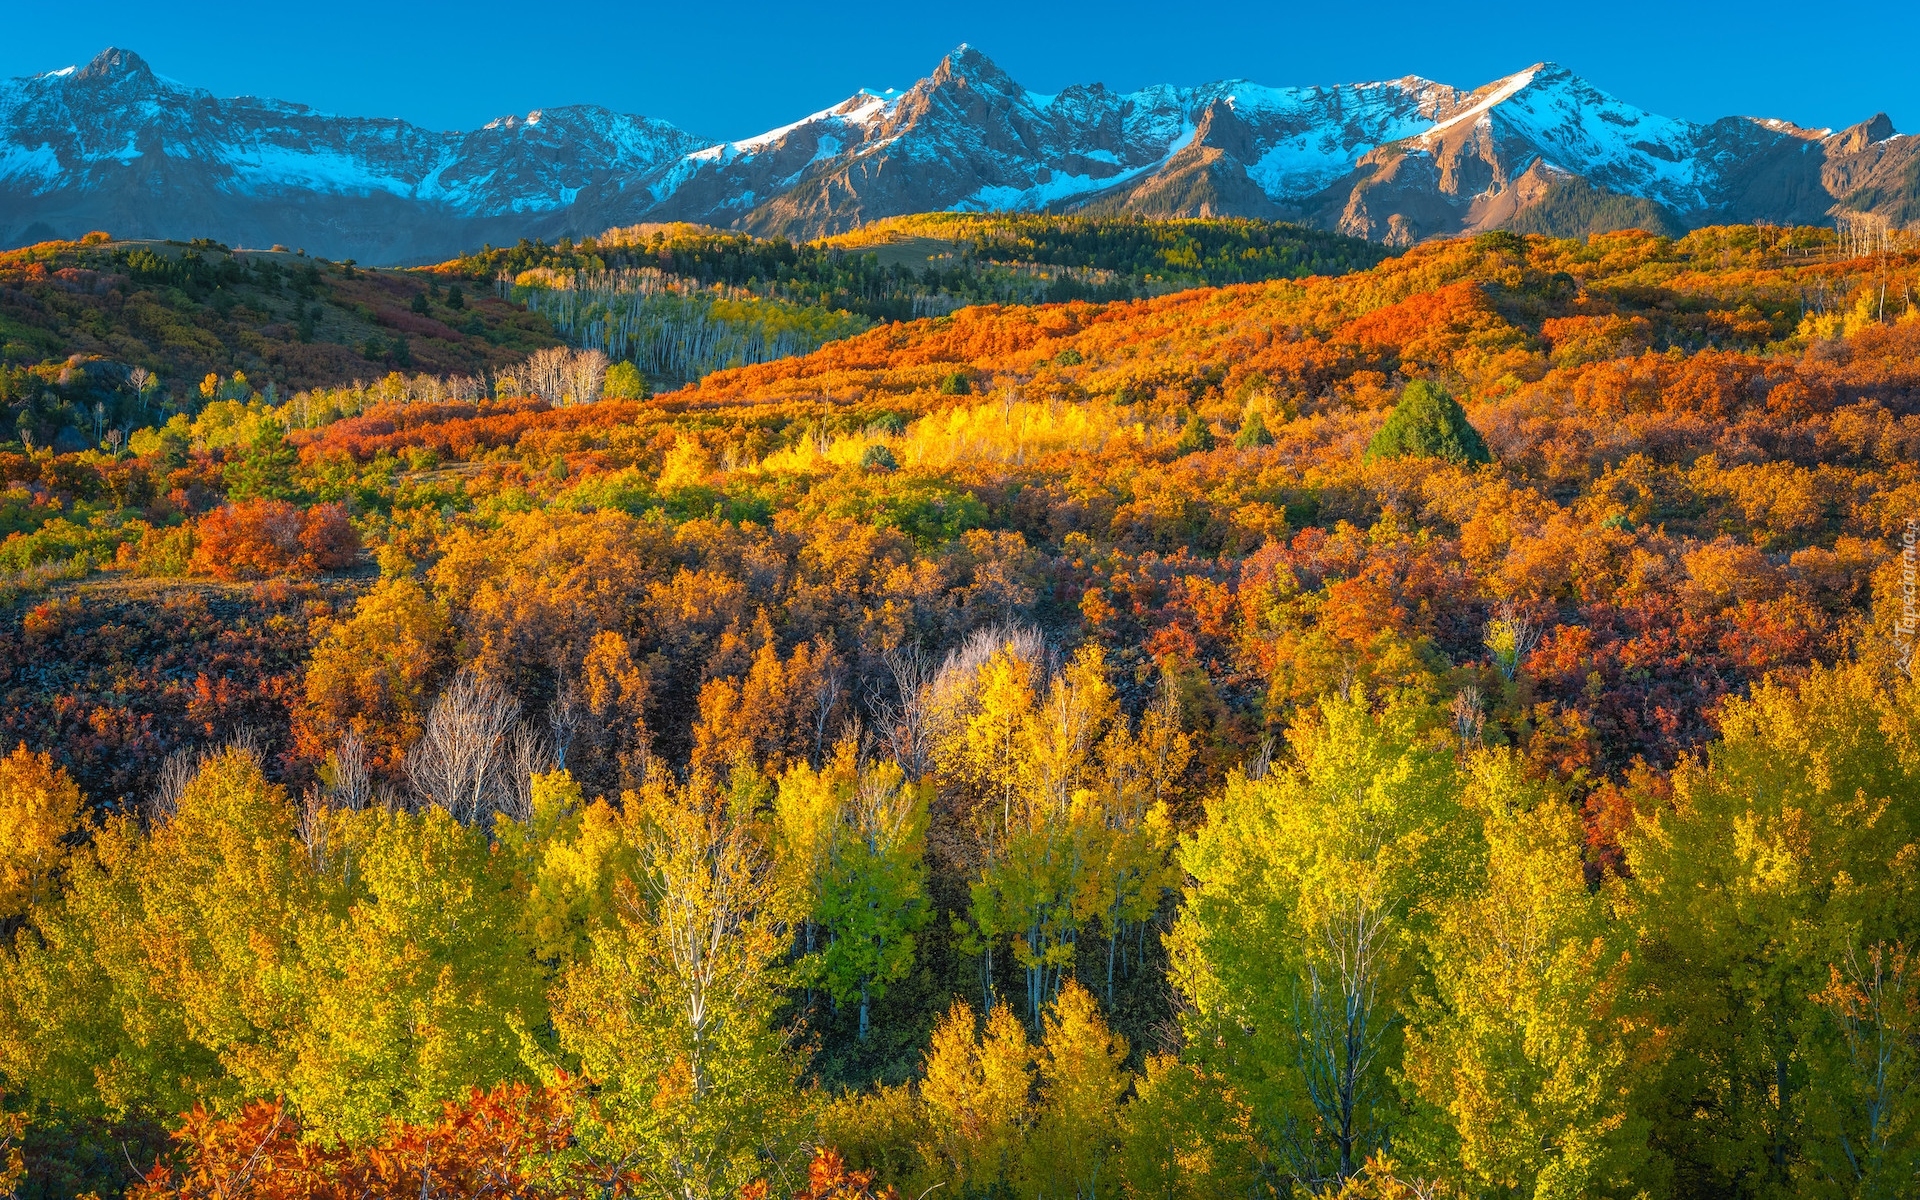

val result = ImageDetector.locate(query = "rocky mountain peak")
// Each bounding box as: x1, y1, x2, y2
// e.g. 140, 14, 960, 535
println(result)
3, 46, 1915, 262
73, 47, 156, 86
932, 44, 1017, 95
1193, 98, 1259, 161
1828, 113, 1896, 154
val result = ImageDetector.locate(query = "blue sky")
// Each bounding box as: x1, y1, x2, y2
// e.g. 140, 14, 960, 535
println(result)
6, 0, 1915, 141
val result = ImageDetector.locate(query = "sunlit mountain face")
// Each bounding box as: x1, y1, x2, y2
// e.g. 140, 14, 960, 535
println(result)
2, 45, 1911, 263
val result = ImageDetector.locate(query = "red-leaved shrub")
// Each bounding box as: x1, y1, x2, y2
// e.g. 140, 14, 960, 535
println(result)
190, 499, 359, 581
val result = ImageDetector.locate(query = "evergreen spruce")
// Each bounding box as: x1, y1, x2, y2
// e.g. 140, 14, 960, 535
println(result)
1175, 411, 1216, 455
1233, 410, 1275, 448
1364, 380, 1491, 465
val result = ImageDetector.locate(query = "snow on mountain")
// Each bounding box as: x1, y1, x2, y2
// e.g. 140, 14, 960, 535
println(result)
1225, 77, 1463, 196
0, 48, 706, 260
1450, 64, 1709, 206
2, 45, 1912, 262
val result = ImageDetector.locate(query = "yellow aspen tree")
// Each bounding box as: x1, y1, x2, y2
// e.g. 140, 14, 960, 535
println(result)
1808, 940, 1920, 1196
825, 760, 930, 1041
0, 811, 213, 1123
1020, 979, 1133, 1199
1117, 1055, 1262, 1200
0, 743, 86, 930
772, 750, 843, 983
1086, 678, 1189, 1003
933, 636, 1043, 1012
816, 1081, 927, 1193
918, 998, 1035, 1192
295, 576, 447, 772
133, 747, 313, 1100
1, 748, 307, 1124
551, 768, 806, 1200
1621, 660, 1920, 1198
960, 643, 1126, 1026
286, 801, 548, 1143
497, 769, 637, 973
1400, 749, 1647, 1199
1167, 690, 1470, 1193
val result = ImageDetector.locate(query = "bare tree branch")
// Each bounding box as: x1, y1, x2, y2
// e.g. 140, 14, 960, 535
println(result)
547, 677, 581, 770
408, 669, 521, 824
499, 724, 556, 824
327, 729, 371, 812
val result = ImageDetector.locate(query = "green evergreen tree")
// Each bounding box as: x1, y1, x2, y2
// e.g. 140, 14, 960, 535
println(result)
1175, 412, 1216, 456
1233, 410, 1275, 449
1364, 381, 1491, 465
223, 420, 300, 501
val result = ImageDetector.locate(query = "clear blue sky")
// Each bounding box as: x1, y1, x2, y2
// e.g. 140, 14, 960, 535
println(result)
6, 0, 1915, 142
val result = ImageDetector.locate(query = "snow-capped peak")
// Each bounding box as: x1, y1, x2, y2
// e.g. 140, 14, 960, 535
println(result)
1418, 65, 1541, 144
2, 44, 1912, 261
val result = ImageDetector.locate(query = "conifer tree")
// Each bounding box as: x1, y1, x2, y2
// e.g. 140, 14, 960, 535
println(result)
1175, 411, 1216, 455
1364, 380, 1490, 465
1233, 409, 1275, 448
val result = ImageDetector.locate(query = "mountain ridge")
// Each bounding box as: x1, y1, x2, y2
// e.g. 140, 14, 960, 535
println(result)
2, 46, 1913, 263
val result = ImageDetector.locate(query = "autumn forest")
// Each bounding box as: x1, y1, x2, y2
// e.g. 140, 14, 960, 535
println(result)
0, 214, 1918, 1200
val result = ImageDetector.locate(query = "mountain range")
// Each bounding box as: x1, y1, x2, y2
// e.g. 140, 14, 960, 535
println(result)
3, 45, 1914, 264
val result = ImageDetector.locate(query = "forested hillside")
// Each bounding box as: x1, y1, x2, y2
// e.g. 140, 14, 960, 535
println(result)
2, 221, 1918, 1200
454, 214, 1393, 319
0, 233, 561, 449
2, 217, 1388, 440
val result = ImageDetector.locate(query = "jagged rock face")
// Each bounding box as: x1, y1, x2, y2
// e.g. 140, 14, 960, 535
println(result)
3, 46, 1913, 263
1320, 63, 1898, 242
